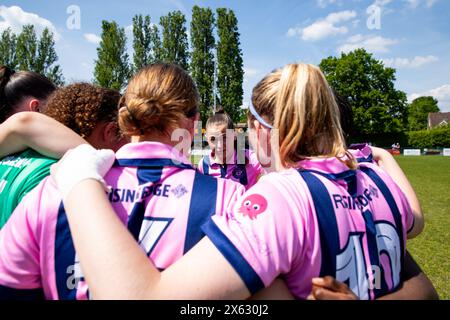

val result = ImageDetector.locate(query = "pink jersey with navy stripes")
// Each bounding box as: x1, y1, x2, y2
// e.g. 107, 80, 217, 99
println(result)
202, 151, 414, 299
0, 142, 244, 300
197, 149, 264, 190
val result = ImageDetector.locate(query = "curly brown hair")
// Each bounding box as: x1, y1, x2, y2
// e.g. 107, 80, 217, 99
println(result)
43, 83, 121, 138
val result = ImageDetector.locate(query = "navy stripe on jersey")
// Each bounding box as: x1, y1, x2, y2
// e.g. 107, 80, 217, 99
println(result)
298, 170, 340, 277
361, 208, 387, 298
202, 220, 265, 294
202, 157, 210, 175
233, 165, 249, 186
359, 166, 405, 281
127, 162, 176, 240
301, 168, 397, 297
220, 164, 227, 178
302, 169, 358, 197
127, 201, 147, 241
54, 202, 77, 300
184, 171, 218, 253
407, 218, 415, 234
356, 153, 373, 163
114, 158, 194, 170
0, 285, 45, 300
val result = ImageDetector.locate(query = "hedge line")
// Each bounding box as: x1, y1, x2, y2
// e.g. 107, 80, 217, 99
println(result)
408, 125, 450, 148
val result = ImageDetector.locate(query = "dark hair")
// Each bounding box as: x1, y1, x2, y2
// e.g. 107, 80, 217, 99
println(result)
333, 90, 354, 144
43, 83, 121, 138
206, 107, 234, 130
0, 65, 56, 123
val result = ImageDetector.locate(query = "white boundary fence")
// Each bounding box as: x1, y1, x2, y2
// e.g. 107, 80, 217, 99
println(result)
444, 148, 450, 156
403, 149, 421, 156
190, 149, 210, 156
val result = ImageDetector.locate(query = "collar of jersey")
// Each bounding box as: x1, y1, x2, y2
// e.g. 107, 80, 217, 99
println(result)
116, 141, 191, 166
298, 145, 374, 175
299, 154, 354, 176
349, 144, 372, 161
208, 149, 237, 167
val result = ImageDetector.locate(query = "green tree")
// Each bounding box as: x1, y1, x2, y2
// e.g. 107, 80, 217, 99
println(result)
159, 11, 189, 70
94, 20, 131, 91
14, 25, 64, 85
320, 48, 408, 142
0, 28, 18, 69
150, 24, 163, 62
132, 14, 152, 72
16, 25, 38, 71
408, 96, 440, 131
132, 14, 162, 72
216, 8, 244, 123
190, 6, 215, 123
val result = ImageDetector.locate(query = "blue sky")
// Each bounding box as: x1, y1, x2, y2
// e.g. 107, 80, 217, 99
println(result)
1, 0, 449, 111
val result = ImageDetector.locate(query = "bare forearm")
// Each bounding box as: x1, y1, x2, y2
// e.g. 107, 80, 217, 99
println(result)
378, 273, 439, 300
379, 250, 438, 300
64, 180, 249, 300
250, 279, 295, 300
371, 147, 423, 237
0, 112, 87, 158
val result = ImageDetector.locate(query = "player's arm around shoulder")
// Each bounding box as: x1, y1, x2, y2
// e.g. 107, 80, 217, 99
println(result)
0, 112, 87, 159
132, 174, 303, 299
203, 173, 306, 294
370, 147, 424, 238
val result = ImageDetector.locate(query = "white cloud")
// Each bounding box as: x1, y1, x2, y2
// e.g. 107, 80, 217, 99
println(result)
373, 0, 393, 6
426, 0, 438, 7
286, 27, 299, 37
83, 33, 101, 45
383, 55, 438, 69
287, 10, 357, 41
125, 25, 133, 38
244, 68, 261, 83
0, 5, 61, 41
317, 0, 340, 8
337, 34, 398, 53
244, 68, 260, 77
408, 84, 450, 112
404, 0, 439, 8
405, 0, 420, 8
371, 0, 395, 15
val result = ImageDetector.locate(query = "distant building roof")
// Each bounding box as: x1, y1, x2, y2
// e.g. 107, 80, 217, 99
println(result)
428, 112, 450, 129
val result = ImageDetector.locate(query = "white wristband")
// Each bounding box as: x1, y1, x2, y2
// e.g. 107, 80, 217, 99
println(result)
52, 144, 115, 201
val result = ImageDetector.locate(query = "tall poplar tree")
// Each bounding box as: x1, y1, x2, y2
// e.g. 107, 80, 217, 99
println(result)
94, 20, 131, 91
190, 6, 215, 123
216, 8, 244, 122
160, 10, 189, 70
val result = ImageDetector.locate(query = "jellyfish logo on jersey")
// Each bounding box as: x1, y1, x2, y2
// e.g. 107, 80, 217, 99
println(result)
238, 194, 268, 220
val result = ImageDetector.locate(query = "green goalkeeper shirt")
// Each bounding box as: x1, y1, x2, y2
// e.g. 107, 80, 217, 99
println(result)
0, 149, 56, 229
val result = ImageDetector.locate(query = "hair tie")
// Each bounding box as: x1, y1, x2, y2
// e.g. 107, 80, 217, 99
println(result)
124, 104, 145, 135
0, 66, 15, 88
